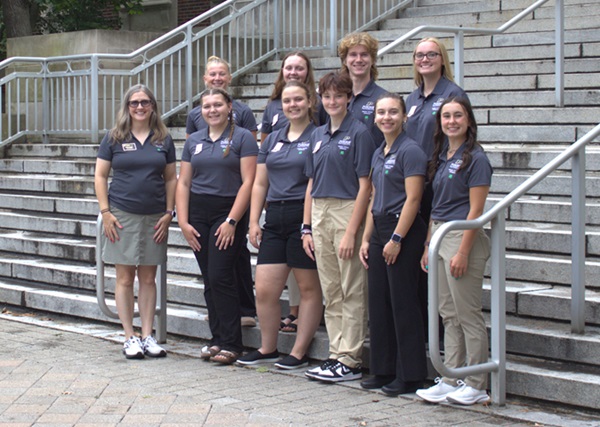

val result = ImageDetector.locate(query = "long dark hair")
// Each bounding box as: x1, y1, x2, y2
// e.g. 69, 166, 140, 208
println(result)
427, 96, 480, 181
199, 88, 235, 157
269, 51, 317, 102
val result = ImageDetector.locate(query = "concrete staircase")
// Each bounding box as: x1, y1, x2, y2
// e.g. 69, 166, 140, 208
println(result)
2, 0, 600, 410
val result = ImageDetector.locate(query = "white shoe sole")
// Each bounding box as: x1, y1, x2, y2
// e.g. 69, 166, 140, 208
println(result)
446, 394, 490, 405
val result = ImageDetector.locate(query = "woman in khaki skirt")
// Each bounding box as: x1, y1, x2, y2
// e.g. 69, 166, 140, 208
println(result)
95, 84, 177, 359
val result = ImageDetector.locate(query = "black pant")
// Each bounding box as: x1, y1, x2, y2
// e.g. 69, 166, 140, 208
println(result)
367, 213, 427, 381
236, 242, 256, 317
189, 193, 248, 353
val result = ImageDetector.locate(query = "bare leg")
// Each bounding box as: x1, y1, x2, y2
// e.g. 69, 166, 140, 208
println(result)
255, 263, 290, 354
115, 264, 137, 338
137, 265, 158, 338
290, 268, 323, 359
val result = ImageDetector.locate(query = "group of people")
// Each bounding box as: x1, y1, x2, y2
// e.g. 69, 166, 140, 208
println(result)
94, 31, 493, 407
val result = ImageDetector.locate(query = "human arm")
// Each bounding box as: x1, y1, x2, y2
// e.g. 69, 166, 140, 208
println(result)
359, 184, 375, 269
301, 179, 315, 261
214, 155, 257, 250
338, 176, 371, 260
153, 161, 177, 243
383, 175, 424, 265
94, 158, 122, 243
249, 163, 268, 249
175, 161, 201, 251
449, 185, 489, 278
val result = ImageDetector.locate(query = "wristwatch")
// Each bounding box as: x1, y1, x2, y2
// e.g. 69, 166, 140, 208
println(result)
165, 209, 176, 218
390, 233, 403, 244
225, 217, 237, 226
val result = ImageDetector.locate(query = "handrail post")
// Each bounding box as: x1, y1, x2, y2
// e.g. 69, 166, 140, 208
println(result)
454, 31, 465, 88
490, 212, 507, 405
329, 0, 337, 55
42, 61, 49, 144
185, 25, 194, 113
155, 261, 168, 343
90, 55, 99, 143
96, 214, 119, 319
555, 0, 564, 107
571, 147, 586, 333
273, 0, 280, 54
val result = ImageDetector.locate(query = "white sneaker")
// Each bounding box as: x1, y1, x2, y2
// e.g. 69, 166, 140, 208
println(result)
314, 360, 362, 382
141, 336, 167, 358
416, 377, 460, 403
123, 336, 144, 359
446, 380, 490, 405
305, 359, 336, 379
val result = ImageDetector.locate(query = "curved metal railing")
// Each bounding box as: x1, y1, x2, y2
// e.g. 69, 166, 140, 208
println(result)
427, 123, 600, 405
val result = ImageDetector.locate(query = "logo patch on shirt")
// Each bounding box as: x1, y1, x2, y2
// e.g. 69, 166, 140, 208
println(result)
384, 155, 396, 174
337, 136, 352, 154
122, 143, 137, 152
272, 142, 283, 153
432, 97, 445, 115
361, 102, 375, 116
220, 138, 231, 151
271, 114, 279, 127
194, 143, 203, 155
448, 159, 462, 178
313, 140, 322, 153
407, 105, 417, 117
297, 141, 310, 153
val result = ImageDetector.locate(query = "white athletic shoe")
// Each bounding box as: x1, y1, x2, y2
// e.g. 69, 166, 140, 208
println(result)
446, 380, 490, 405
416, 377, 460, 403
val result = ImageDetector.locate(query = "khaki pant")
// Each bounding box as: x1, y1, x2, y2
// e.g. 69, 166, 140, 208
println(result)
432, 223, 490, 390
312, 198, 368, 368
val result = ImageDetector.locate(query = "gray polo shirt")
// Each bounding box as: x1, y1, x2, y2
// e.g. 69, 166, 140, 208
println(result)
370, 133, 427, 216
348, 79, 387, 145
97, 132, 176, 215
186, 99, 257, 135
405, 76, 468, 159
305, 113, 376, 199
258, 123, 317, 202
431, 144, 493, 221
261, 98, 328, 135
181, 125, 258, 197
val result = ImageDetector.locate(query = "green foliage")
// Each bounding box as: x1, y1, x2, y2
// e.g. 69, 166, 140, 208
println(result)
35, 0, 143, 33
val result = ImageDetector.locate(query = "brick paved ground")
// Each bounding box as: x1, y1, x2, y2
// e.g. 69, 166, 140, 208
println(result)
0, 311, 598, 426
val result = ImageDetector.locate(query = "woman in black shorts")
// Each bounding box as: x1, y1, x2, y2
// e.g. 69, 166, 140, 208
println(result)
237, 81, 323, 369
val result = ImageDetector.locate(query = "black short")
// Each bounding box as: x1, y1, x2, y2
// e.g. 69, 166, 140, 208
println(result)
257, 201, 317, 270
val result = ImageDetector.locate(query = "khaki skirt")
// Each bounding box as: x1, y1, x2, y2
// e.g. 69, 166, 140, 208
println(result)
102, 207, 168, 266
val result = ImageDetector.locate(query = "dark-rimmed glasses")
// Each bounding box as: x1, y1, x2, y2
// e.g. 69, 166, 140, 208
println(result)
128, 100, 152, 108
414, 52, 441, 60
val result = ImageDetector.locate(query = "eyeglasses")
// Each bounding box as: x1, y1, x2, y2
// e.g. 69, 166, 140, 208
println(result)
414, 52, 441, 60
128, 100, 152, 108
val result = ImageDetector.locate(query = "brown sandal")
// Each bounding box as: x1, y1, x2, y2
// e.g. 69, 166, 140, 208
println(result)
200, 345, 221, 360
210, 349, 240, 365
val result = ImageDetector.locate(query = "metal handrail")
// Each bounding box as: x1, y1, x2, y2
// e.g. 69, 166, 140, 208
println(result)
378, 0, 564, 107
0, 0, 407, 147
428, 122, 600, 405
95, 214, 168, 343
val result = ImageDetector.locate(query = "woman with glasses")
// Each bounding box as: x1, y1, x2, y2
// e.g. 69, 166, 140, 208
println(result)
405, 37, 470, 337
95, 84, 176, 359
176, 88, 257, 365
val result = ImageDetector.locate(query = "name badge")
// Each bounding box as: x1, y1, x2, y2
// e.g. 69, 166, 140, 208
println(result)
272, 142, 284, 152
313, 140, 322, 153
271, 114, 279, 127
194, 144, 203, 155
407, 105, 417, 117
122, 143, 137, 152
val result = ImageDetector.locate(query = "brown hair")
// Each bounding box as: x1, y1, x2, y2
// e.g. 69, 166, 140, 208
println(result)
110, 84, 168, 145
318, 71, 353, 97
269, 51, 317, 102
428, 97, 480, 181
199, 88, 235, 157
